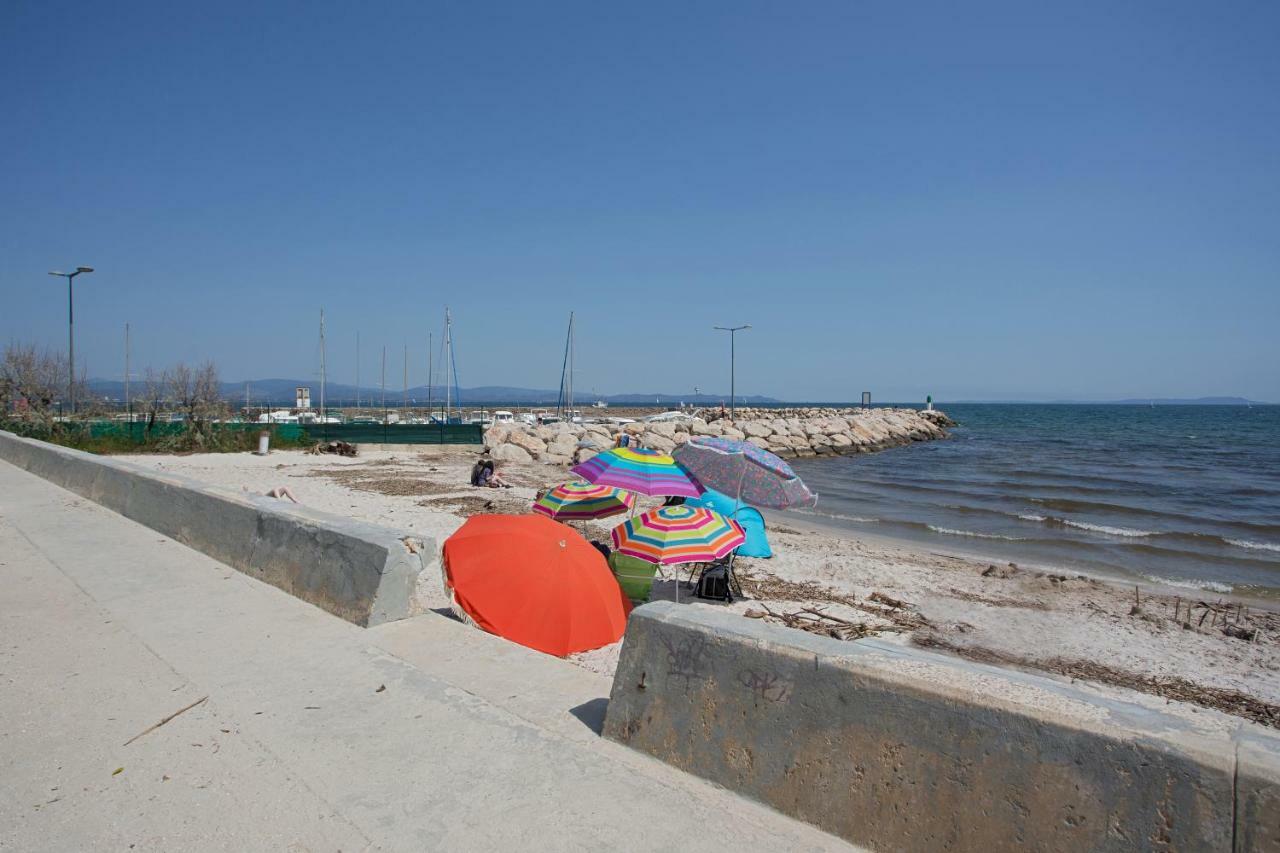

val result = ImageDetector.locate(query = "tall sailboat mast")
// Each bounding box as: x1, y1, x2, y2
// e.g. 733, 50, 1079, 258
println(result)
380, 346, 387, 421
402, 344, 408, 417
557, 311, 575, 419
123, 322, 131, 417
319, 309, 327, 418
427, 331, 433, 413
444, 308, 452, 423
355, 331, 360, 409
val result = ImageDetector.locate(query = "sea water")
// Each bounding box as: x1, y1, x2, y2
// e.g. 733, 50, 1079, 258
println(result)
786, 404, 1280, 598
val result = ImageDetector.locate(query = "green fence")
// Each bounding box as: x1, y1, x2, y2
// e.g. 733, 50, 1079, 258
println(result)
311, 422, 484, 445
87, 421, 305, 442
78, 420, 482, 445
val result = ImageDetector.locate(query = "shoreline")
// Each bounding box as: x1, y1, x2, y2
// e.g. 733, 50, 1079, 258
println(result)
768, 507, 1280, 609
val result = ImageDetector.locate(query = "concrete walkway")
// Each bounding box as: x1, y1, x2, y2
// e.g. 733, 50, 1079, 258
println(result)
0, 459, 854, 852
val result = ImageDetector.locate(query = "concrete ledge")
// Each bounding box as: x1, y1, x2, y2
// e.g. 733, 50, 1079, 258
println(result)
0, 430, 431, 627
604, 601, 1280, 851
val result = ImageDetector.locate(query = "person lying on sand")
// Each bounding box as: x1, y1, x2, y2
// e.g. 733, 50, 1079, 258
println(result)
265, 486, 298, 502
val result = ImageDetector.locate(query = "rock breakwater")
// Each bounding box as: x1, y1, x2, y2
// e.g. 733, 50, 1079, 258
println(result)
481, 407, 952, 466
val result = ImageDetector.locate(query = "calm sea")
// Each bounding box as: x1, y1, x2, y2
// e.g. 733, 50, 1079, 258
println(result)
785, 404, 1280, 598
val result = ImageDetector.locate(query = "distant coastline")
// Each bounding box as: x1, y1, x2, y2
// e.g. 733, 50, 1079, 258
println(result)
82, 378, 1273, 408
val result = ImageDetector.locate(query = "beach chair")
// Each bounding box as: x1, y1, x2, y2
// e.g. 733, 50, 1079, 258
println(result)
608, 552, 659, 604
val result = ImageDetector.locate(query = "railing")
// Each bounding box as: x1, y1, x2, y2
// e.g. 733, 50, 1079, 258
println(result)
311, 422, 484, 445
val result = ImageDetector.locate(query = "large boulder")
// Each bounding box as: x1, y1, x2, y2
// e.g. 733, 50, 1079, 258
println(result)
508, 430, 548, 457
644, 434, 677, 454
491, 443, 533, 464
574, 447, 599, 464
647, 422, 678, 438
745, 436, 771, 450
541, 453, 572, 466
483, 425, 511, 449
743, 422, 773, 439
691, 420, 721, 436
830, 433, 854, 447
721, 426, 745, 441
822, 419, 851, 436
547, 433, 578, 457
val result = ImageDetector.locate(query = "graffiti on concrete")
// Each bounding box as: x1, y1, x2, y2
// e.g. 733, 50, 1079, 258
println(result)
660, 632, 714, 692
737, 668, 791, 703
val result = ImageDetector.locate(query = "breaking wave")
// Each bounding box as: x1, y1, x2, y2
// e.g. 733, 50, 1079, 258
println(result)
926, 525, 1025, 541
1227, 539, 1280, 554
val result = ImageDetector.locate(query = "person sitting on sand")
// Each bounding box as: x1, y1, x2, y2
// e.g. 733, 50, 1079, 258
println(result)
470, 457, 488, 487
484, 460, 512, 489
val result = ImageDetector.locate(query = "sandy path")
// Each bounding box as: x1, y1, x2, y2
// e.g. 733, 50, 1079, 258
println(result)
123, 447, 1280, 726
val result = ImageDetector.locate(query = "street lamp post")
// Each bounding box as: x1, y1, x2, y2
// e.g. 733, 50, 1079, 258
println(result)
713, 324, 751, 421
48, 266, 94, 416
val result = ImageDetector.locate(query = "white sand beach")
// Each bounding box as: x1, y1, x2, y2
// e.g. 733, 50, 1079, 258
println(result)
123, 446, 1280, 726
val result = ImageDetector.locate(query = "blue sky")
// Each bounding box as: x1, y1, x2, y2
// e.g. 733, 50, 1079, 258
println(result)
3, 1, 1277, 402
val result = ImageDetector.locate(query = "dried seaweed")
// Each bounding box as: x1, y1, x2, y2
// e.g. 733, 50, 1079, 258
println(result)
745, 603, 886, 640
736, 567, 929, 630
913, 635, 1280, 729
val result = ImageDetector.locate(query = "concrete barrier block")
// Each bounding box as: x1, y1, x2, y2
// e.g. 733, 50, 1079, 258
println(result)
124, 472, 263, 570
0, 431, 429, 628
604, 602, 1250, 852
1238, 732, 1280, 852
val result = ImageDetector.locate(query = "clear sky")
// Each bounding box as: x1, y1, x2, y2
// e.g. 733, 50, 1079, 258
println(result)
3, 1, 1277, 402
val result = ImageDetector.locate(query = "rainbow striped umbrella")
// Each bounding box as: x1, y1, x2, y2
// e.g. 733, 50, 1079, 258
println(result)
570, 447, 703, 498
532, 480, 636, 521
611, 505, 745, 565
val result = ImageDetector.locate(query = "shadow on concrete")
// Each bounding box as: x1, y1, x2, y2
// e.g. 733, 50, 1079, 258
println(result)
569, 697, 609, 735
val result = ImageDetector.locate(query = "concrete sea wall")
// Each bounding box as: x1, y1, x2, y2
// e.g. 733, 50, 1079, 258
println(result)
604, 601, 1280, 851
0, 430, 430, 627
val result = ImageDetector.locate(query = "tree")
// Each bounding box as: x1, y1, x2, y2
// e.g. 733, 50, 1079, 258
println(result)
0, 344, 85, 430
140, 367, 170, 436
168, 361, 226, 446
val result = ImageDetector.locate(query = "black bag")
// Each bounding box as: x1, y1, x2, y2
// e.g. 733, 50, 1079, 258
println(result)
695, 565, 733, 602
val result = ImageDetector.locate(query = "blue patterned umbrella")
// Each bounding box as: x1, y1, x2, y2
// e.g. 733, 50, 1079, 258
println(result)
672, 436, 817, 510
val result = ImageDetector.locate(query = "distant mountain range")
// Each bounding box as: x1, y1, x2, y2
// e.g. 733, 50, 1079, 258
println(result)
85, 378, 780, 406
946, 397, 1270, 406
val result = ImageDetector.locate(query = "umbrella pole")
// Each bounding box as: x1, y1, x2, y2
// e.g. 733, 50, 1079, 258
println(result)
734, 465, 747, 519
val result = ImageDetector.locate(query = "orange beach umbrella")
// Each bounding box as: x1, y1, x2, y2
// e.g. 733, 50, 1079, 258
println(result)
442, 514, 632, 657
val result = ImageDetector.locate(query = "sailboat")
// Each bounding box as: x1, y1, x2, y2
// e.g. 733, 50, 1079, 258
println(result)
555, 312, 583, 424
435, 307, 463, 424
304, 310, 342, 426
